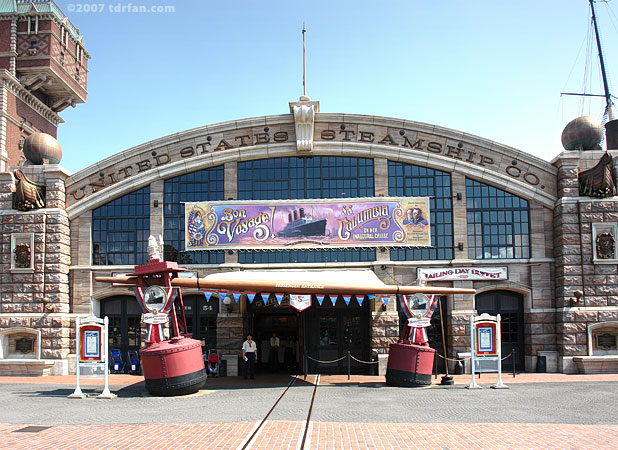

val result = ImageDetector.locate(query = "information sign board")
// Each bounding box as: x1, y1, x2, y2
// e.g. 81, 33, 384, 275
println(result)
467, 313, 508, 389
69, 316, 116, 399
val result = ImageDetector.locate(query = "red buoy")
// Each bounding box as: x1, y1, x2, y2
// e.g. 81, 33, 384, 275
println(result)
140, 336, 207, 396
386, 343, 435, 387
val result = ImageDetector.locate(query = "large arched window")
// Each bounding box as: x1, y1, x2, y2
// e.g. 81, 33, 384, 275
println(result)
388, 161, 453, 261
92, 186, 150, 265
466, 178, 530, 259
163, 166, 225, 264
237, 156, 375, 264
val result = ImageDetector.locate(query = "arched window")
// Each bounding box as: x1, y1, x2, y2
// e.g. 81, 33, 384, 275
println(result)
388, 161, 453, 260
466, 178, 530, 259
92, 186, 150, 265
163, 166, 225, 264
237, 156, 375, 264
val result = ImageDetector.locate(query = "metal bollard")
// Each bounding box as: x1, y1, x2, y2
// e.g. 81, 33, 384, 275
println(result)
512, 349, 517, 378
347, 351, 351, 381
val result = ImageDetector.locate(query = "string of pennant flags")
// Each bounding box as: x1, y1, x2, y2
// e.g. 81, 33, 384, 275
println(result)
201, 290, 390, 309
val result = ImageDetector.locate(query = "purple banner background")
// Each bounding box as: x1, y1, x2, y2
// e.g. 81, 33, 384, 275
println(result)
185, 197, 430, 250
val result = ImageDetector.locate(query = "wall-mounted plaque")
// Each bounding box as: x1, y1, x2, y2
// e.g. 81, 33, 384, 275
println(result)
596, 333, 617, 350
15, 337, 34, 354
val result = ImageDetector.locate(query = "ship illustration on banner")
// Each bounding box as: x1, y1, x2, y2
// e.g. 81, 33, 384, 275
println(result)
184, 197, 430, 250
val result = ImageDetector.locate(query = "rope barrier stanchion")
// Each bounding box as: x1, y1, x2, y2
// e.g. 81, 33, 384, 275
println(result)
347, 351, 351, 381
349, 355, 379, 364
513, 348, 517, 378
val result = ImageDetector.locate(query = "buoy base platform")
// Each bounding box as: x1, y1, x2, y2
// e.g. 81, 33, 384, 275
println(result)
386, 342, 436, 387
140, 336, 207, 396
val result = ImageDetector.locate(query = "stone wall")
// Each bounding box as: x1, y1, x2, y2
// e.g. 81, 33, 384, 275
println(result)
553, 151, 618, 372
370, 312, 399, 354
0, 165, 73, 373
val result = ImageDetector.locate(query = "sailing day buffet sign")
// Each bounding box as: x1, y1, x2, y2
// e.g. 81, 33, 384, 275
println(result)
184, 197, 430, 250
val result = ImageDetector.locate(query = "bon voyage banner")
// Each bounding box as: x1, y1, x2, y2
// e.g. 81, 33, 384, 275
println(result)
184, 197, 430, 250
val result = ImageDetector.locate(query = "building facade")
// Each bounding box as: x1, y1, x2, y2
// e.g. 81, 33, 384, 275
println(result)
1, 2, 618, 378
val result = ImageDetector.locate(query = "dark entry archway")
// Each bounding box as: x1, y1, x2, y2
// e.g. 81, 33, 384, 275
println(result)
475, 290, 524, 370
100, 295, 142, 366
181, 294, 218, 352
306, 295, 370, 374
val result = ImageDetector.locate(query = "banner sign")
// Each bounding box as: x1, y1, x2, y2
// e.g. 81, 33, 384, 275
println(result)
407, 317, 431, 328
417, 267, 508, 281
142, 312, 169, 325
290, 294, 312, 312
184, 197, 430, 250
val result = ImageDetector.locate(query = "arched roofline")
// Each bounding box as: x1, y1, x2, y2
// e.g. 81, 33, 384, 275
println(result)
67, 141, 556, 220
66, 113, 558, 219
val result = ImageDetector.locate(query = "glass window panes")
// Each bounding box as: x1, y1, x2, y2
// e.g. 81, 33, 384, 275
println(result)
237, 156, 375, 264
163, 166, 225, 264
465, 178, 530, 259
388, 161, 453, 261
92, 186, 150, 265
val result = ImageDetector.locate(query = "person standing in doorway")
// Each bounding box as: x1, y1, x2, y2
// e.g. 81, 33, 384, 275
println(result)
242, 334, 257, 380
269, 332, 280, 372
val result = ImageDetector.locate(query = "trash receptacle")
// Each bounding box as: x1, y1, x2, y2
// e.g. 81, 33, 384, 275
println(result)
219, 359, 227, 377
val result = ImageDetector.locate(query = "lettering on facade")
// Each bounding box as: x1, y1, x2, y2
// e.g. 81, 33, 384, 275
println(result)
68, 124, 547, 204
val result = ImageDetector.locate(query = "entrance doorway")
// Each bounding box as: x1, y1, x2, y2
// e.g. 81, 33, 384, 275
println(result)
181, 294, 218, 352
475, 290, 524, 370
100, 295, 142, 366
249, 295, 300, 374
306, 296, 370, 374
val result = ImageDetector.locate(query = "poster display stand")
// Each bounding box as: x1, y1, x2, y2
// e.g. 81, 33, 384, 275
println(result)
69, 316, 116, 399
467, 313, 508, 389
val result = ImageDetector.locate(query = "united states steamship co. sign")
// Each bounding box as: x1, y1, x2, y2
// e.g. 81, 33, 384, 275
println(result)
66, 121, 554, 207
184, 197, 430, 250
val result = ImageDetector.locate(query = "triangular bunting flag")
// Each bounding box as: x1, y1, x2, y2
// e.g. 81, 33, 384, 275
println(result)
275, 293, 284, 305
343, 295, 351, 306
232, 292, 241, 303
357, 295, 364, 306
203, 290, 214, 302
219, 292, 228, 302
246, 292, 257, 304
382, 296, 389, 307
367, 294, 375, 300
316, 295, 324, 306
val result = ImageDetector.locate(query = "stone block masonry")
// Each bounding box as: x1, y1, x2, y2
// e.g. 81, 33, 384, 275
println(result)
0, 166, 73, 372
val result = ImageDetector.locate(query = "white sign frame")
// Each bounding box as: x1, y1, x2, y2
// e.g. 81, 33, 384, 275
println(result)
467, 313, 508, 390
69, 316, 116, 399
417, 267, 508, 281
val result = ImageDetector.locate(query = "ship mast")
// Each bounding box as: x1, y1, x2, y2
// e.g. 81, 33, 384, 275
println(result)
590, 0, 615, 120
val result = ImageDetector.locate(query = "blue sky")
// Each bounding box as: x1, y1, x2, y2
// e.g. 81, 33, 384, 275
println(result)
54, 0, 618, 173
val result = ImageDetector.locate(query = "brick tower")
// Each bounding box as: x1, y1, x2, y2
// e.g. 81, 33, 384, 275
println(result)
0, 0, 89, 171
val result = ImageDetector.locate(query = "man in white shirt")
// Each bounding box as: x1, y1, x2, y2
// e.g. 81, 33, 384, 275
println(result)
242, 334, 257, 379
269, 332, 280, 371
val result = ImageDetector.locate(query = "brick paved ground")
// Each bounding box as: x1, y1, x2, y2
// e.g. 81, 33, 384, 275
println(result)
0, 373, 617, 449
1, 421, 618, 449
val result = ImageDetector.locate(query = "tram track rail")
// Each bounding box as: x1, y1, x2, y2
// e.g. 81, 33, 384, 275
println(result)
237, 374, 320, 450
